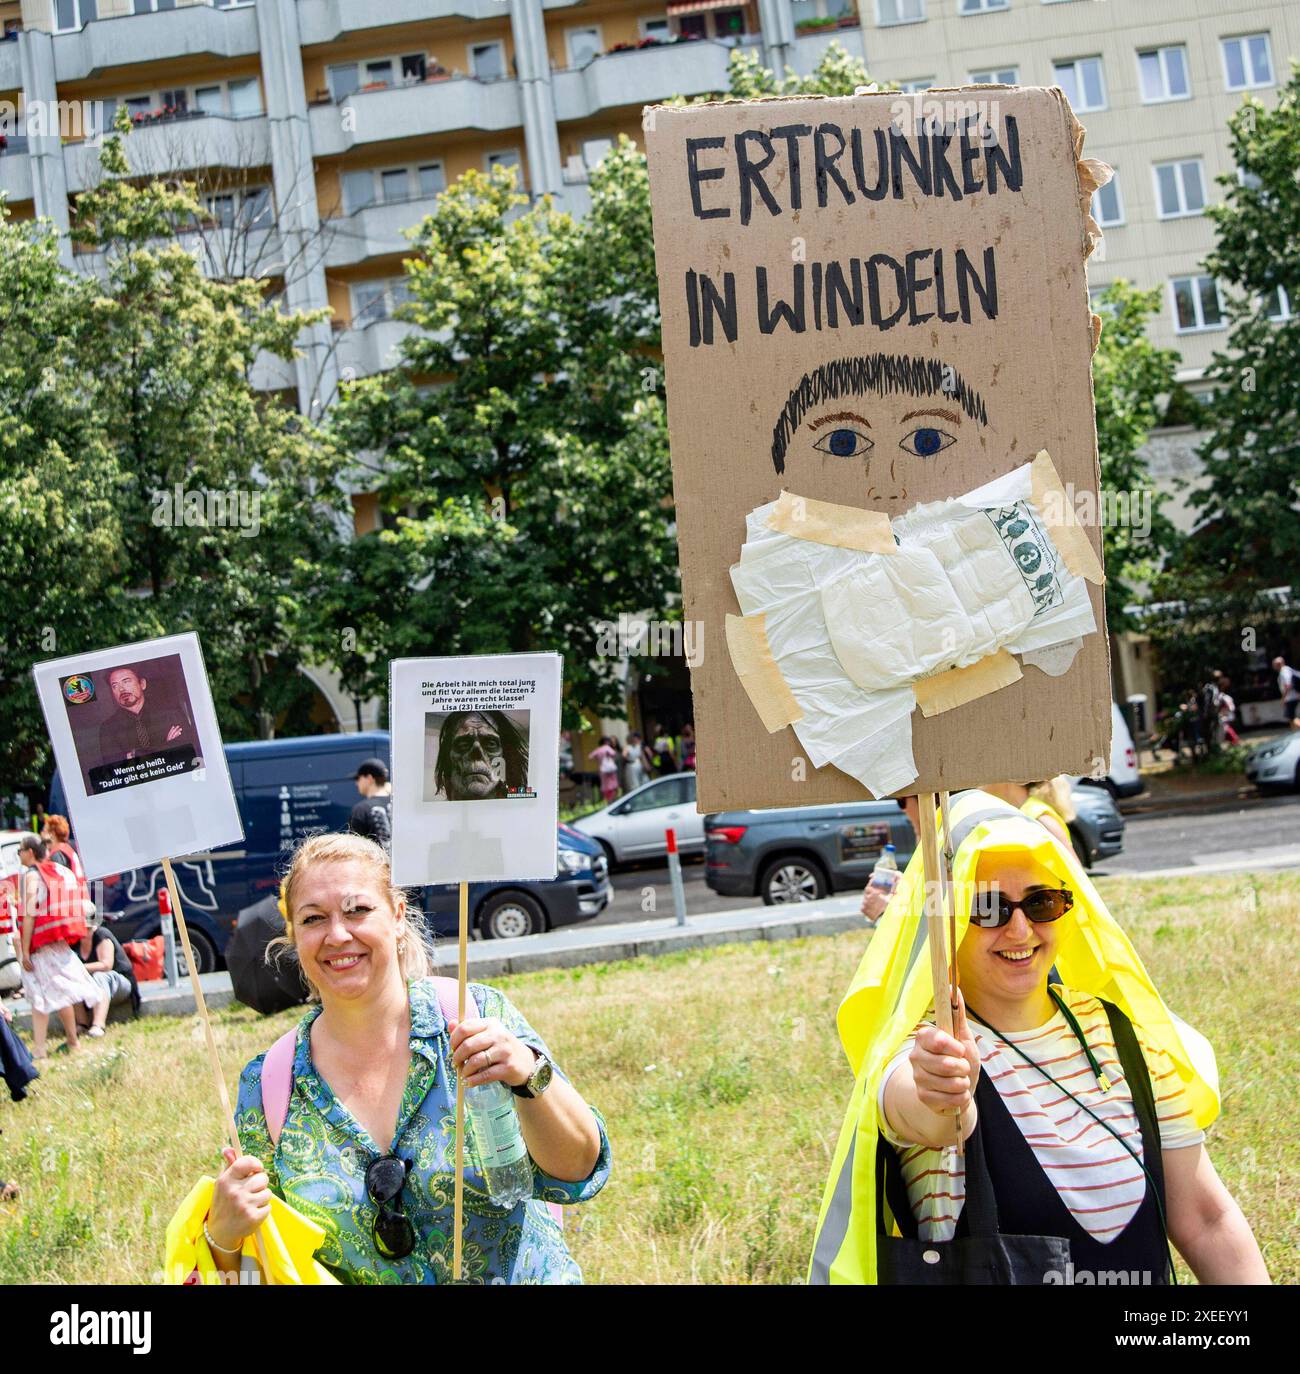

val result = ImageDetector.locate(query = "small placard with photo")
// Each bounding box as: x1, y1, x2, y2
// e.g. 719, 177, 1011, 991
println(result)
390, 653, 562, 886
32, 633, 243, 880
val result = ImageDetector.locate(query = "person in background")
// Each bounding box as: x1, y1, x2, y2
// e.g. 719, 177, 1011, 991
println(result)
40, 815, 94, 921
861, 796, 918, 927
30, 804, 49, 837
1273, 656, 1300, 727
590, 736, 621, 804
349, 759, 392, 849
1216, 674, 1240, 746
649, 726, 678, 777
623, 732, 649, 792
15, 836, 103, 1058
679, 723, 697, 772
73, 913, 140, 1037
1199, 672, 1224, 754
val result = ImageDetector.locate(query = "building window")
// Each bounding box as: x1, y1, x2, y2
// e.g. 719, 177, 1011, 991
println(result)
328, 64, 360, 101
417, 163, 446, 197
582, 137, 614, 170
52, 0, 98, 33
342, 170, 375, 215
351, 278, 411, 328
1264, 285, 1292, 322
1138, 45, 1190, 103
1153, 159, 1205, 219
1053, 56, 1106, 112
641, 17, 670, 40
400, 53, 427, 84
1092, 174, 1123, 227
134, 1, 177, 13
1171, 275, 1224, 333
470, 42, 506, 81
380, 168, 409, 203
1221, 34, 1273, 91
160, 87, 189, 114
970, 66, 1018, 85
227, 78, 262, 117
486, 148, 521, 173
363, 59, 393, 90
898, 77, 936, 92
713, 6, 746, 37
243, 185, 273, 230
960, 0, 1008, 12
566, 26, 602, 68
194, 85, 224, 116
877, 0, 925, 22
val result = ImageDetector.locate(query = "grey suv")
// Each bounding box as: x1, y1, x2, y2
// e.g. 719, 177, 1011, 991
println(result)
705, 782, 1124, 905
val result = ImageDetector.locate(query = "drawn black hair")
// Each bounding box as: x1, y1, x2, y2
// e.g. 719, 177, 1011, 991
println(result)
770, 353, 988, 473
434, 710, 529, 798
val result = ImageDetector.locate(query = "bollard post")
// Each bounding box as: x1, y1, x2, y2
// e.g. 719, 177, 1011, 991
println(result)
665, 827, 687, 927
158, 882, 179, 988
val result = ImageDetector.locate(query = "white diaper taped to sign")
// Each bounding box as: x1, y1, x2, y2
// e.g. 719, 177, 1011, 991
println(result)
728, 455, 1098, 797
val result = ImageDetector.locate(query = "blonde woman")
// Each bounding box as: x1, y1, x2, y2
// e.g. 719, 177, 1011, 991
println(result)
208, 833, 609, 1284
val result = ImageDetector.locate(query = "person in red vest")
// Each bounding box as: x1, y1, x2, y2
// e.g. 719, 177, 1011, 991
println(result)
16, 835, 105, 1058
40, 815, 94, 919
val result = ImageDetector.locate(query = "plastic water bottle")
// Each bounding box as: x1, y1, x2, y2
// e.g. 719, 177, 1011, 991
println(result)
869, 844, 900, 893
465, 1082, 533, 1207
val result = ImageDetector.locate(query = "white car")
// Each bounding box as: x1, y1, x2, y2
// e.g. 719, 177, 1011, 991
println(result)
570, 774, 705, 865
1246, 732, 1300, 791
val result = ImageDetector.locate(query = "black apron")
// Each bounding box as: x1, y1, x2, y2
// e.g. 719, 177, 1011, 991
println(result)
877, 999, 1169, 1284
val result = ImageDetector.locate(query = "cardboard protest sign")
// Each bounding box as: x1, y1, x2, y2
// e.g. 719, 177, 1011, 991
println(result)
32, 632, 243, 880
645, 86, 1112, 812
389, 653, 562, 887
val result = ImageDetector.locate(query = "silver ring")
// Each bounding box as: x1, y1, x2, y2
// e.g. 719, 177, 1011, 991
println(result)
481, 1047, 493, 1068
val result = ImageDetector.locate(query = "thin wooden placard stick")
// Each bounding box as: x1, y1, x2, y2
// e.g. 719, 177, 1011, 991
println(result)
452, 879, 468, 1282
915, 795, 962, 1151
937, 790, 964, 1158
160, 857, 274, 1280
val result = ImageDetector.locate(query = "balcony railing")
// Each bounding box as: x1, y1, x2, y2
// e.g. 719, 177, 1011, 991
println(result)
553, 39, 734, 121
64, 111, 270, 192
310, 76, 521, 154
51, 1, 259, 83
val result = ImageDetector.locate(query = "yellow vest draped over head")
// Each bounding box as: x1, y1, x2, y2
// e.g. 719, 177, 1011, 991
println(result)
808, 789, 1220, 1285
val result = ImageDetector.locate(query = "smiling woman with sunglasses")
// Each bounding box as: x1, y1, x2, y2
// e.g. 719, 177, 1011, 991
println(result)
206, 833, 609, 1284
812, 790, 1268, 1286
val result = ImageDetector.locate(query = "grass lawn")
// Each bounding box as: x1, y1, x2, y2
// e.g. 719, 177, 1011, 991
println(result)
1, 870, 1296, 1285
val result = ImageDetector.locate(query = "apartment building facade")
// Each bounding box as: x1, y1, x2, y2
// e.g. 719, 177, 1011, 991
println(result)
2, 0, 1293, 414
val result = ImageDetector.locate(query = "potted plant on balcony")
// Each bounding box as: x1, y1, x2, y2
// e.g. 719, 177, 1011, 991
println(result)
794, 16, 839, 35
836, 7, 862, 29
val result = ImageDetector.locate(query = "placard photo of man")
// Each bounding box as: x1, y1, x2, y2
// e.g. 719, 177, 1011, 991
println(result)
423, 710, 532, 802
60, 654, 202, 796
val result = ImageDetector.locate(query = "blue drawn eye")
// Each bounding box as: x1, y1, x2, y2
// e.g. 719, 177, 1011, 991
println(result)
900, 427, 956, 458
813, 427, 873, 459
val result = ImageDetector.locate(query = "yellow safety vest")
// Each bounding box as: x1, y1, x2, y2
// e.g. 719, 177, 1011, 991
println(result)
808, 789, 1219, 1285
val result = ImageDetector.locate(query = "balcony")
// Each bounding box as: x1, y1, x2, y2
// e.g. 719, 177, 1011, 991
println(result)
52, 3, 260, 83
791, 23, 866, 76
296, 0, 575, 44
0, 144, 33, 204
310, 77, 521, 154
323, 194, 438, 269
0, 34, 20, 93
336, 316, 416, 379
553, 40, 732, 120
64, 112, 271, 193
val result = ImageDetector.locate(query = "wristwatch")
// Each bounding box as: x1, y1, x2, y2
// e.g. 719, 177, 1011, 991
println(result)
511, 1047, 553, 1099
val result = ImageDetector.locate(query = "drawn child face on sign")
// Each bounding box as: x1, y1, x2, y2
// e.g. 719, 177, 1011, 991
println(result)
769, 351, 991, 505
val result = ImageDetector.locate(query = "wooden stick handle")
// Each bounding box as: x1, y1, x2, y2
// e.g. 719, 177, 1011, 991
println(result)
161, 857, 274, 1281
936, 791, 965, 1158
915, 794, 954, 1038
453, 880, 468, 1282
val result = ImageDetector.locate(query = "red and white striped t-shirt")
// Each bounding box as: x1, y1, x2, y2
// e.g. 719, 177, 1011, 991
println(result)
878, 988, 1204, 1244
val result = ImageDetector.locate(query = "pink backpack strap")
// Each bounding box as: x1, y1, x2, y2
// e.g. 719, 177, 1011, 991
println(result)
261, 1028, 297, 1147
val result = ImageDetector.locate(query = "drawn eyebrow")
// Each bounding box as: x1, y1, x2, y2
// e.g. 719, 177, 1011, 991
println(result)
807, 410, 872, 430
899, 408, 962, 425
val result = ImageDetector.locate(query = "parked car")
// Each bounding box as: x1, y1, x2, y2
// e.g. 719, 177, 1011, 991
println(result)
1245, 732, 1300, 791
570, 772, 704, 866
706, 800, 915, 905
706, 779, 1125, 905
1107, 701, 1144, 798
50, 731, 611, 970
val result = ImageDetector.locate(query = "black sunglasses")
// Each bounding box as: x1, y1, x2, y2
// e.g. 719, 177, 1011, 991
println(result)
366, 1154, 415, 1261
971, 887, 1074, 929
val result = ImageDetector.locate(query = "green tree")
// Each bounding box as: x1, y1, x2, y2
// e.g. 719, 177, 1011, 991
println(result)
1089, 281, 1181, 630
318, 166, 679, 722
719, 40, 882, 100
71, 122, 346, 740
1186, 63, 1300, 586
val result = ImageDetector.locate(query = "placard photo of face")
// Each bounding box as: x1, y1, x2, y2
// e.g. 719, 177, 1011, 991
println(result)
59, 654, 203, 797
422, 710, 534, 803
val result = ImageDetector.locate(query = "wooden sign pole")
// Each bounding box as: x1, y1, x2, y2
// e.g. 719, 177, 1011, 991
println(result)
160, 857, 274, 1280
937, 790, 964, 1157
452, 879, 468, 1282
914, 795, 962, 1151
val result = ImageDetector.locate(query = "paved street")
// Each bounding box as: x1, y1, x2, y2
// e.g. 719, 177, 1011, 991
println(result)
591, 792, 1300, 926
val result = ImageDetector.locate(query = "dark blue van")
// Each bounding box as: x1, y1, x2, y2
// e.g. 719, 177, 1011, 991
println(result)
51, 731, 610, 971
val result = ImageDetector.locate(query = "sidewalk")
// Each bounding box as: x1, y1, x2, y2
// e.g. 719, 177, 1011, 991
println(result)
3, 896, 868, 1029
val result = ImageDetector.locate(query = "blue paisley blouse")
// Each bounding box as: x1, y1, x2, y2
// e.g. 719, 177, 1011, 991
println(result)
234, 979, 611, 1284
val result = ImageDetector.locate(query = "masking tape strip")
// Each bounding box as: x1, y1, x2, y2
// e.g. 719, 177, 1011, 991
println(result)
765, 490, 896, 554
913, 649, 1022, 718
1030, 449, 1106, 586
725, 613, 803, 734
